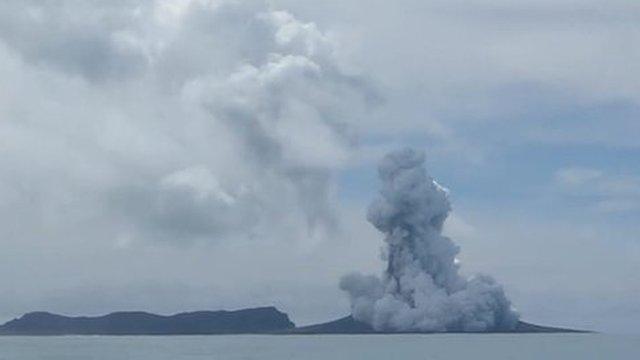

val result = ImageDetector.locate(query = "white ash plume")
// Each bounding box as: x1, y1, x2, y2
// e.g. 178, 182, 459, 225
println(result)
340, 148, 519, 332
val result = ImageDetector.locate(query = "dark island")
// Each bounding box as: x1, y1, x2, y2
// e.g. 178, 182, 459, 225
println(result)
0, 308, 589, 335
289, 316, 589, 334
0, 307, 294, 335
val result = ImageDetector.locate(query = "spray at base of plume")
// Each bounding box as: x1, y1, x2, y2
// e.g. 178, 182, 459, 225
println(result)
340, 148, 519, 332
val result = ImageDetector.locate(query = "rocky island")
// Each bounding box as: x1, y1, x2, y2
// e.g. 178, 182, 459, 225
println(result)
0, 307, 294, 335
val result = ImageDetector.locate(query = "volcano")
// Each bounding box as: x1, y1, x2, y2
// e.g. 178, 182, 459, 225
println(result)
289, 316, 589, 334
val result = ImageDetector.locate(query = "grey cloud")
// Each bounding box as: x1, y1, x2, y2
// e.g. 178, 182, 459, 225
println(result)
0, 0, 373, 247
0, 0, 150, 81
273, 0, 640, 164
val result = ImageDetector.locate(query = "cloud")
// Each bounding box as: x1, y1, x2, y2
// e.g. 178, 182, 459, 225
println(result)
556, 167, 604, 186
0, 0, 373, 248
555, 167, 640, 213
273, 0, 640, 165
0, 0, 151, 81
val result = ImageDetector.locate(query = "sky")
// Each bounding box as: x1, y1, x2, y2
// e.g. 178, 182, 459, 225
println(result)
0, 0, 639, 334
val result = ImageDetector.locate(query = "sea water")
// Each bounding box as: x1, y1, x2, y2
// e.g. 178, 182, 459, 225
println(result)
0, 334, 637, 359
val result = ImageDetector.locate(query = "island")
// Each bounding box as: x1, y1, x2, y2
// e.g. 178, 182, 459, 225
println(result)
289, 316, 589, 334
0, 307, 589, 335
0, 307, 294, 335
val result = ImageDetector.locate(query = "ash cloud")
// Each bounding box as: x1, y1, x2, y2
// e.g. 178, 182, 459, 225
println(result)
340, 148, 519, 332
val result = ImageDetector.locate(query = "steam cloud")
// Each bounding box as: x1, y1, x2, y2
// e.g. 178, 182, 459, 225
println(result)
340, 148, 519, 332
0, 0, 371, 245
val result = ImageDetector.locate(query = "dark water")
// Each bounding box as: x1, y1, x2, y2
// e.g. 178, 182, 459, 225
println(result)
0, 334, 637, 360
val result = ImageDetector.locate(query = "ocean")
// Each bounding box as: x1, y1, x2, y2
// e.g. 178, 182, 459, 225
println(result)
0, 334, 637, 359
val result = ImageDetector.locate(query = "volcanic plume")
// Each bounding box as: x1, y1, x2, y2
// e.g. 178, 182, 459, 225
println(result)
340, 148, 519, 332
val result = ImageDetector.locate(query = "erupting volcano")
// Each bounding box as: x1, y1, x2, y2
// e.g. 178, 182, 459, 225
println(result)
340, 148, 519, 332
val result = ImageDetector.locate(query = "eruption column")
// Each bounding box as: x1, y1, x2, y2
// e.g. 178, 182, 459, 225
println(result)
340, 148, 519, 332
